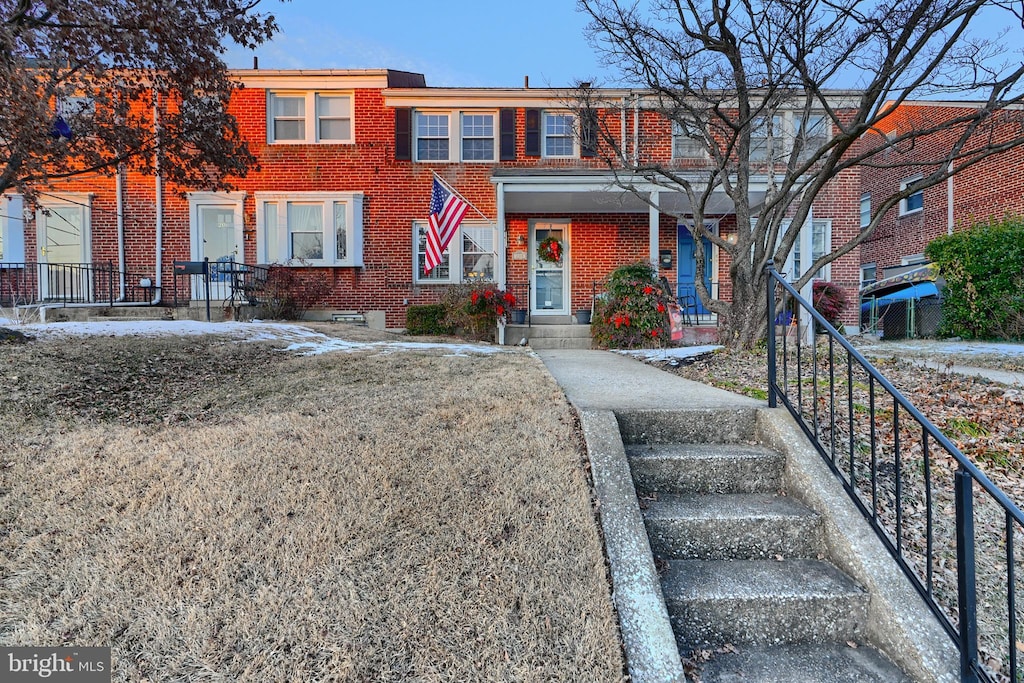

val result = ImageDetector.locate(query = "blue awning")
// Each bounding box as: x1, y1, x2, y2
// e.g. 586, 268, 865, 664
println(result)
860, 282, 940, 312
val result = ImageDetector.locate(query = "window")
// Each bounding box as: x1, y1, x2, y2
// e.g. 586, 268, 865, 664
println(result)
900, 176, 923, 215
416, 113, 450, 161
860, 193, 871, 230
414, 222, 498, 284
544, 113, 575, 157
861, 264, 877, 287
268, 92, 353, 144
256, 192, 364, 266
317, 95, 351, 141
902, 253, 927, 266
795, 114, 828, 160
672, 120, 705, 159
749, 115, 782, 162
793, 219, 831, 279
461, 113, 495, 161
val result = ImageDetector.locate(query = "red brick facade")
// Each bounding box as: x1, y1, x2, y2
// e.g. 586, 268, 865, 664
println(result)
6, 68, 866, 329
860, 103, 1024, 281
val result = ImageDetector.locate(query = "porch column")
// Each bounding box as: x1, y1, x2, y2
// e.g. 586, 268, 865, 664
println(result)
648, 191, 660, 268
496, 181, 506, 288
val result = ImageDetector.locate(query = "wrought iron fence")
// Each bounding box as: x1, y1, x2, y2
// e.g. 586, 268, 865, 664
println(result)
0, 262, 159, 307
172, 259, 272, 321
767, 262, 1024, 683
502, 281, 531, 325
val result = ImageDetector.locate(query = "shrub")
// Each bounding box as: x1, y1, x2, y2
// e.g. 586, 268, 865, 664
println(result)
259, 266, 331, 320
926, 216, 1024, 340
406, 304, 451, 336
812, 280, 849, 330
591, 262, 671, 348
438, 284, 516, 342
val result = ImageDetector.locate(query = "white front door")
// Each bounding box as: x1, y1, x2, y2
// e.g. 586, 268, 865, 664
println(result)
37, 199, 91, 301
530, 220, 569, 316
194, 203, 244, 301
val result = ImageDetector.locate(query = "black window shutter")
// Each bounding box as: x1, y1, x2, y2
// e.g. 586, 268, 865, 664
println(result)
525, 108, 540, 157
581, 110, 597, 158
500, 108, 516, 161
395, 108, 412, 161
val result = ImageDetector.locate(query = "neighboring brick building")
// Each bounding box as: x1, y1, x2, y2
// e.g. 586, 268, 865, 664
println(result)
859, 101, 1024, 287
1, 68, 865, 331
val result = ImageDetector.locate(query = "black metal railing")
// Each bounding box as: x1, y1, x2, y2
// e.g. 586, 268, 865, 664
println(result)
172, 259, 272, 321
766, 262, 1024, 683
0, 262, 161, 307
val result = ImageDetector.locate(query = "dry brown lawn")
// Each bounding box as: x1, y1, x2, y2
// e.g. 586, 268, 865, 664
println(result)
0, 327, 624, 682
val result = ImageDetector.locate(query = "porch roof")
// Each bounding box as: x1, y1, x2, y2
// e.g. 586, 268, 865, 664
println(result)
491, 168, 760, 215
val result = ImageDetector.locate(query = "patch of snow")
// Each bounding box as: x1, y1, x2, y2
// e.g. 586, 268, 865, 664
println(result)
857, 339, 1024, 357
11, 319, 516, 358
616, 345, 722, 362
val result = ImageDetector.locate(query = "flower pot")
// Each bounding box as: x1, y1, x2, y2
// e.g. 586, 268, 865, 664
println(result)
509, 309, 526, 324
576, 309, 592, 325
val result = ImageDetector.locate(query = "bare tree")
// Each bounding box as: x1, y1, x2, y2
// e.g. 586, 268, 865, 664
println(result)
0, 0, 278, 201
575, 0, 1024, 349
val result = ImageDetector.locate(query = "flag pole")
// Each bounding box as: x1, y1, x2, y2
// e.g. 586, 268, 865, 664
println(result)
432, 171, 493, 224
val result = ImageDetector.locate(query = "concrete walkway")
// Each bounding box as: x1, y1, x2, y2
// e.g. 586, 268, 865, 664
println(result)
536, 349, 760, 411
536, 349, 759, 683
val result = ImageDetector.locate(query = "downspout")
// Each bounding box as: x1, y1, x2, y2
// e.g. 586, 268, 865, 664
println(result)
632, 93, 640, 166
947, 161, 954, 236
152, 93, 163, 304
621, 96, 628, 163
116, 164, 126, 300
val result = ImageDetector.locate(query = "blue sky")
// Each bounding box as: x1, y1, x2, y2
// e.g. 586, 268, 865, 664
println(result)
225, 0, 605, 88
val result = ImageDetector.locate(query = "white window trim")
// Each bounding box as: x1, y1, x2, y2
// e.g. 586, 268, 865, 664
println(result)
671, 120, 707, 159
542, 111, 578, 159
861, 263, 877, 287
0, 194, 27, 263
749, 111, 832, 163
459, 111, 498, 163
255, 191, 364, 267
860, 192, 871, 229
187, 192, 246, 264
414, 110, 453, 163
901, 253, 927, 266
899, 175, 924, 216
37, 193, 93, 263
413, 220, 497, 285
267, 91, 354, 145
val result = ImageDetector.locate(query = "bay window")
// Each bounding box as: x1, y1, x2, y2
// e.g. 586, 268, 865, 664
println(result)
256, 192, 363, 266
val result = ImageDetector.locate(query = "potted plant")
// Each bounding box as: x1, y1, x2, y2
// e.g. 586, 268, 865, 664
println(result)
576, 307, 592, 324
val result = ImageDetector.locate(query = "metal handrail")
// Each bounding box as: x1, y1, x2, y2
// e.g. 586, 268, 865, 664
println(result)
0, 261, 162, 307
766, 261, 1024, 683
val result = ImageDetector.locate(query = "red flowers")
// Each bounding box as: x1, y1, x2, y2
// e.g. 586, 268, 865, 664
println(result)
643, 285, 654, 295
657, 302, 666, 313
468, 287, 517, 322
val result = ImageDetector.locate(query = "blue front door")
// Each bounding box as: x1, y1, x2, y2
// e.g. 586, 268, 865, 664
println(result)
677, 225, 713, 315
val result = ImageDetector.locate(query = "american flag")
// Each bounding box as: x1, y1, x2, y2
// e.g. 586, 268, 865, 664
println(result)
424, 177, 470, 274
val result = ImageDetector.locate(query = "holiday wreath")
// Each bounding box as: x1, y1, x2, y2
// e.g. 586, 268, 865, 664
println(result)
537, 235, 563, 264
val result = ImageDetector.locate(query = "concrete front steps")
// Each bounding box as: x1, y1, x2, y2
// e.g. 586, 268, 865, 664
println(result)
622, 410, 910, 682
504, 323, 592, 349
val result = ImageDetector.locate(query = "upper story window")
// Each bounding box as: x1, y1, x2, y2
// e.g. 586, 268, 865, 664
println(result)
672, 120, 705, 159
750, 111, 830, 163
544, 113, 576, 157
749, 115, 783, 162
860, 193, 871, 230
900, 176, 923, 216
416, 112, 450, 161
268, 92, 353, 144
256, 192, 364, 266
461, 113, 495, 161
411, 111, 499, 162
795, 114, 828, 160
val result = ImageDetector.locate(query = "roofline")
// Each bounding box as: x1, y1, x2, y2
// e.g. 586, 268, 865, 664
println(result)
882, 99, 1024, 110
